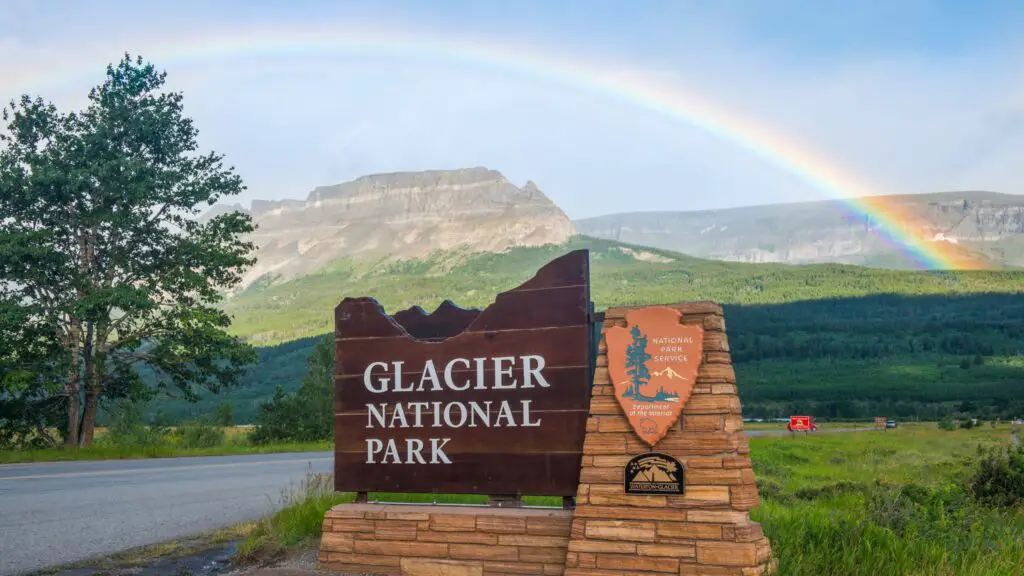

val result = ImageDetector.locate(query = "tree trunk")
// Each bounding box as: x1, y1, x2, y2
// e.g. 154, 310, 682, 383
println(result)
80, 393, 98, 447
64, 320, 82, 448
80, 322, 96, 447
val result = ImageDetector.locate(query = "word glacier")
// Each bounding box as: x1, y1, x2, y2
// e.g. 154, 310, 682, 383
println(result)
361, 355, 551, 464
362, 355, 550, 392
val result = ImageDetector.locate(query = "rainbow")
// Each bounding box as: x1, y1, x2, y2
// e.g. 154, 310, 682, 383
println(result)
8, 24, 986, 270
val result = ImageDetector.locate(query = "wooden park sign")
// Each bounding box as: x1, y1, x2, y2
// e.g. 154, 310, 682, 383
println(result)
320, 250, 774, 576
333, 249, 593, 498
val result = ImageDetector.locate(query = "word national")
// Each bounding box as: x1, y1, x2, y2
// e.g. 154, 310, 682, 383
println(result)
361, 355, 551, 465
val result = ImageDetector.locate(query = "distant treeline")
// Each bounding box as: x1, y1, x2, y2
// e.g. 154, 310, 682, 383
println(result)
148, 292, 1024, 424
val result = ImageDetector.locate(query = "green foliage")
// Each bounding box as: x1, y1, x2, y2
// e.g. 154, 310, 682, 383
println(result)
99, 399, 170, 448
214, 402, 234, 427
250, 335, 334, 444
966, 443, 1024, 508
186, 238, 1024, 424
0, 298, 68, 448
173, 421, 226, 449
221, 237, 1024, 344
0, 54, 257, 446
938, 419, 957, 431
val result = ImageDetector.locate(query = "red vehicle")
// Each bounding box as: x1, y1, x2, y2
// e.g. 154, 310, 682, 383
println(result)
788, 416, 818, 432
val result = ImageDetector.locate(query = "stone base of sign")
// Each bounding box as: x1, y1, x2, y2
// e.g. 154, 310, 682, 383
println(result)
319, 503, 571, 575
564, 302, 774, 576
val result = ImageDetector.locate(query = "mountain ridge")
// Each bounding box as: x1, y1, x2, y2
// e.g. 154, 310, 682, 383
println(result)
203, 167, 576, 289
201, 168, 1023, 287
574, 190, 1024, 269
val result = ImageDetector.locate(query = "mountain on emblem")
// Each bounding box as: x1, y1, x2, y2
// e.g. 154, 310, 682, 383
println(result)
606, 307, 704, 446
651, 367, 687, 380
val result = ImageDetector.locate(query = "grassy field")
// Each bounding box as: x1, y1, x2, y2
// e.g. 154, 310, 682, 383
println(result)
223, 236, 1024, 345
0, 426, 330, 465
239, 424, 1024, 575
750, 425, 1024, 575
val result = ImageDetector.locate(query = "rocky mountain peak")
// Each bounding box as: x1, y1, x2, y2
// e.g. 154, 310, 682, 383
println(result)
205, 168, 576, 289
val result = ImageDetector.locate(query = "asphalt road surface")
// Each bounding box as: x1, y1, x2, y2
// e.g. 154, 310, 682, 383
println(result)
0, 452, 332, 576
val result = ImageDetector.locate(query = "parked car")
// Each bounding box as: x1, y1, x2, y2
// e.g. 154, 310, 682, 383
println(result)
886, 420, 898, 429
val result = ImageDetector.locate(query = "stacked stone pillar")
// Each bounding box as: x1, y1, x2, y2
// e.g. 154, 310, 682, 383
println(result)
565, 302, 774, 575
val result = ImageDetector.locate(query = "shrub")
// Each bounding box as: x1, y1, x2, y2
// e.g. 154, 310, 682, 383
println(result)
214, 402, 235, 427
99, 399, 169, 448
966, 443, 1024, 508
938, 418, 957, 431
174, 421, 225, 449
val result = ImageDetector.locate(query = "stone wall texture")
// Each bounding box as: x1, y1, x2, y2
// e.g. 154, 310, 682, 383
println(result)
319, 504, 572, 575
564, 302, 773, 575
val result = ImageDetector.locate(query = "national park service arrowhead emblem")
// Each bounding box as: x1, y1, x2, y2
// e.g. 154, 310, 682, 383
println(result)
606, 307, 704, 447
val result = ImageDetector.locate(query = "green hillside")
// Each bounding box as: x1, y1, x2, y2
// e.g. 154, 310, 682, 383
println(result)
146, 236, 1024, 424
223, 235, 1024, 344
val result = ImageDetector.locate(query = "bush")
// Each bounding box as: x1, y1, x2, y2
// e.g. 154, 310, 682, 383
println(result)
251, 336, 333, 444
938, 419, 957, 431
174, 421, 225, 449
99, 399, 169, 448
214, 402, 235, 427
966, 443, 1024, 508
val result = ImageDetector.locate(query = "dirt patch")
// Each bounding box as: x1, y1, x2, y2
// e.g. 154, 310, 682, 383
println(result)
224, 546, 358, 576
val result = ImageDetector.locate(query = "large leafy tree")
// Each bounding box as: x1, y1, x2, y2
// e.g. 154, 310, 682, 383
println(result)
0, 54, 257, 447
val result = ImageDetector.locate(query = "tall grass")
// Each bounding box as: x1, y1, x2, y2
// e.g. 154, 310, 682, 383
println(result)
235, 468, 353, 563
750, 425, 1024, 575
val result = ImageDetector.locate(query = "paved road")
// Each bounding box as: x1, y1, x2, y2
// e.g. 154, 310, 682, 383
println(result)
0, 452, 332, 576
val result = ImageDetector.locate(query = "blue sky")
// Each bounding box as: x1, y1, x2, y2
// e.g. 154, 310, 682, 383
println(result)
0, 0, 1021, 218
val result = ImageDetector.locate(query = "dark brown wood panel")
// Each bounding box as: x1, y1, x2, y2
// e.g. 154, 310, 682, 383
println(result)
336, 410, 588, 453
512, 248, 589, 291
334, 297, 406, 340
336, 365, 592, 413
335, 325, 590, 377
392, 300, 481, 340
334, 452, 584, 496
333, 250, 593, 496
466, 285, 589, 332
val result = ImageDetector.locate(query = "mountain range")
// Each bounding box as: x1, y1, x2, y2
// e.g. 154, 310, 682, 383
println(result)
576, 191, 1024, 269
200, 168, 1024, 292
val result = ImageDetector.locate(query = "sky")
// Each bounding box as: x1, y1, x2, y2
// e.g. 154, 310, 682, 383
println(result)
0, 0, 1021, 219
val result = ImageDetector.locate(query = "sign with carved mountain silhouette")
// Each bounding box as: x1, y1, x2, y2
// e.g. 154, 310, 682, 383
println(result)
333, 249, 593, 496
606, 306, 704, 446
623, 452, 685, 495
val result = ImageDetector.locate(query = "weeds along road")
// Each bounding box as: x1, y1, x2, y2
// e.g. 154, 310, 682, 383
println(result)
0, 452, 332, 576
0, 427, 871, 576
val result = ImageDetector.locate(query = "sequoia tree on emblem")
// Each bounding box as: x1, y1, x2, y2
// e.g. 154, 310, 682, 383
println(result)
606, 307, 704, 446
